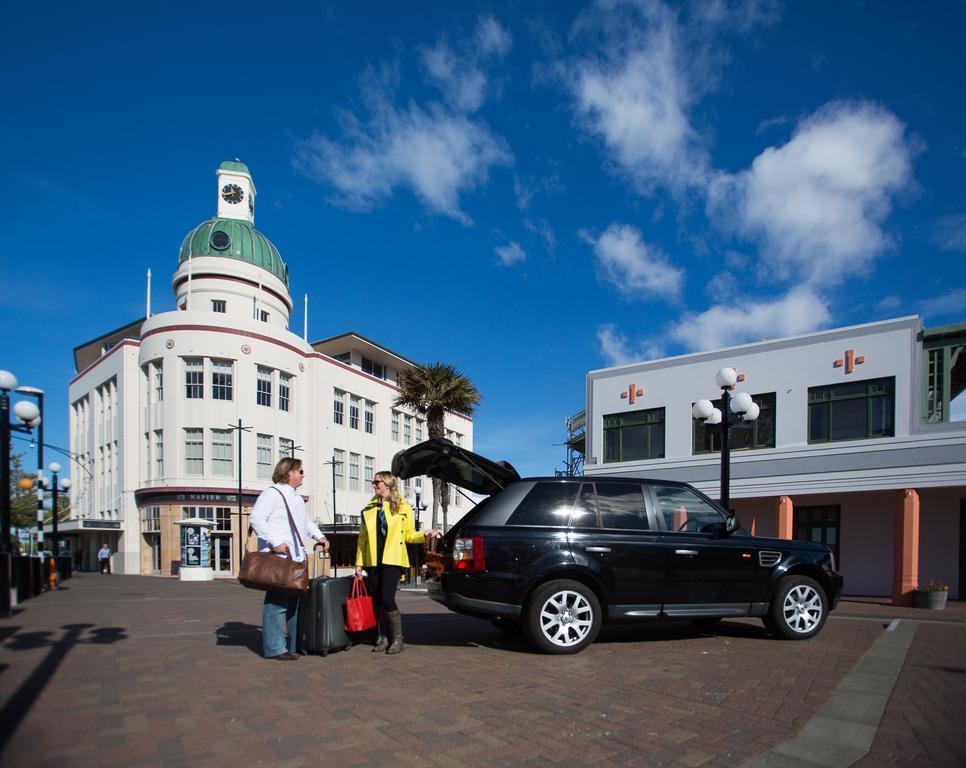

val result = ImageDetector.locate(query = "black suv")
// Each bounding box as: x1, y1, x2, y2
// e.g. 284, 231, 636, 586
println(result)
393, 439, 844, 654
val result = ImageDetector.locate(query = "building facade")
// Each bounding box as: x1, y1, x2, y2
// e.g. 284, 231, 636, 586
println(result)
584, 316, 965, 603
63, 161, 472, 575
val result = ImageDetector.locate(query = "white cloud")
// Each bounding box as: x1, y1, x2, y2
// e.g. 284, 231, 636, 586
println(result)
495, 241, 526, 267
571, 7, 706, 193
597, 324, 664, 366
295, 104, 510, 224
475, 14, 512, 57
586, 223, 684, 300
669, 287, 831, 351
523, 218, 557, 255
708, 101, 913, 285
921, 288, 966, 319
934, 213, 966, 251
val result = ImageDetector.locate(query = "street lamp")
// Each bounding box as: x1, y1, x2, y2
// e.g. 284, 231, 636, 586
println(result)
16, 385, 45, 553
1, 371, 41, 554
47, 462, 71, 559
692, 367, 760, 513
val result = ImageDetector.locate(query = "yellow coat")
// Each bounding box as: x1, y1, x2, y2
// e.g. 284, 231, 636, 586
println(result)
355, 497, 425, 568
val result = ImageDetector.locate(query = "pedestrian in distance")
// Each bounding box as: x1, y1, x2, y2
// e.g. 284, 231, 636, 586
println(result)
97, 543, 112, 574
249, 457, 329, 661
355, 471, 440, 655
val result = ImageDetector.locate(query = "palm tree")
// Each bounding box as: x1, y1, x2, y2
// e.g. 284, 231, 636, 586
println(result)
394, 362, 482, 531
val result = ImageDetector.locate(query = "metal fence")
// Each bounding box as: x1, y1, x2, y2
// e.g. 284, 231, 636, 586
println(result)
0, 553, 73, 618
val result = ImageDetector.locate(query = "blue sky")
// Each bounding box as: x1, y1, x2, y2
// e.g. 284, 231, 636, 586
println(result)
2, 1, 965, 480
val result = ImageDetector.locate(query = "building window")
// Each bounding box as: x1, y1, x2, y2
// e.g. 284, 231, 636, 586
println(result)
349, 396, 360, 429
333, 390, 344, 425
154, 362, 163, 402
153, 430, 163, 478
808, 377, 895, 443
256, 366, 272, 407
216, 507, 232, 531
364, 401, 374, 434
184, 428, 203, 474
364, 455, 374, 484
349, 453, 360, 490
211, 429, 234, 476
603, 408, 665, 462
211, 359, 233, 401
415, 419, 423, 442
185, 358, 203, 399
212, 299, 226, 313
333, 449, 345, 489
259, 310, 269, 322
403, 416, 412, 445
333, 352, 351, 363
279, 437, 295, 458
391, 410, 400, 441
362, 357, 385, 379
279, 373, 291, 412
187, 505, 215, 522
794, 505, 840, 565
924, 339, 966, 423
693, 393, 776, 453
140, 506, 160, 533
256, 434, 273, 479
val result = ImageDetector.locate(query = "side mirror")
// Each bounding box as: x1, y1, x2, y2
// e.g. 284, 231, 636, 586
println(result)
725, 515, 739, 536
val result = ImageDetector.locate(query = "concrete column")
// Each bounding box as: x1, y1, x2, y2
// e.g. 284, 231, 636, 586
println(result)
776, 496, 793, 540
892, 488, 920, 606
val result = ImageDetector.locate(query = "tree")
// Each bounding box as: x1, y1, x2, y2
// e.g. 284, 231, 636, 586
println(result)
394, 362, 482, 531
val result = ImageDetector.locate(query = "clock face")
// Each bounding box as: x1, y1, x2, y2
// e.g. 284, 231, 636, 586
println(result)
221, 183, 244, 204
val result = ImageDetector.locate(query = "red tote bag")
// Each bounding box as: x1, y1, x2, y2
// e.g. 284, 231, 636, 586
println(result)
345, 575, 377, 632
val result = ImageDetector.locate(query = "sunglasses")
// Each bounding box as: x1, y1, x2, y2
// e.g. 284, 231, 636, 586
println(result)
372, 480, 385, 487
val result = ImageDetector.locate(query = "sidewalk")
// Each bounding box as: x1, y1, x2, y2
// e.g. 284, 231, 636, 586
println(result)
0, 574, 963, 767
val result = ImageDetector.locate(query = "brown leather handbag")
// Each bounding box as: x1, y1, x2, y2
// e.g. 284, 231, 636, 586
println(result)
238, 488, 309, 594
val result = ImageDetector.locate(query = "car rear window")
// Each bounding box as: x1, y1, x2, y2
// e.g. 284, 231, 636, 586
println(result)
506, 482, 579, 526
596, 483, 649, 530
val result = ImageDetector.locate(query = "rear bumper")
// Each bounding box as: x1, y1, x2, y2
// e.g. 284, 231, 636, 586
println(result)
427, 580, 521, 619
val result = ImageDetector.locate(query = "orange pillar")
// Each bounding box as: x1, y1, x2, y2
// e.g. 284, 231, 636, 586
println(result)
672, 505, 688, 532
776, 496, 793, 540
892, 489, 920, 606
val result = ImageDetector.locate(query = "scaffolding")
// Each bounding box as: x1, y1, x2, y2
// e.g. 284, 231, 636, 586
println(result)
557, 410, 586, 477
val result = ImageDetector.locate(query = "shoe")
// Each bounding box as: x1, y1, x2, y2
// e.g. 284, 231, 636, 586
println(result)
269, 652, 299, 661
385, 610, 404, 655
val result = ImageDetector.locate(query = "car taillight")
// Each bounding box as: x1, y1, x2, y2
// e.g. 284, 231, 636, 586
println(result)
453, 536, 486, 572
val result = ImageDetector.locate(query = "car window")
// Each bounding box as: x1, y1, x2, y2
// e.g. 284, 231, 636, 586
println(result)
506, 482, 579, 526
653, 485, 726, 533
569, 483, 599, 527
596, 483, 649, 530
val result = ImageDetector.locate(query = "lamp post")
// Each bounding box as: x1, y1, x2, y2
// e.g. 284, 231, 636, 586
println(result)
691, 367, 760, 513
226, 420, 252, 573
16, 386, 45, 552
47, 462, 71, 558
1, 371, 42, 553
323, 455, 342, 528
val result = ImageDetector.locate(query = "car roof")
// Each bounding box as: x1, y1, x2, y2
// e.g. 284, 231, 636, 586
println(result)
519, 476, 695, 487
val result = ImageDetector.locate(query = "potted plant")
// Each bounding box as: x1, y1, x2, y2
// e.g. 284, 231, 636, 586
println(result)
913, 579, 949, 610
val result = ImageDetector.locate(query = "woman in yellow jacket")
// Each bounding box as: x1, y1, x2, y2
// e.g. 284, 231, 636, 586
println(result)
355, 471, 440, 654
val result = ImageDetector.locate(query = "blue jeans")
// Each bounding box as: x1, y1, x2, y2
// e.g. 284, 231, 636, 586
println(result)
262, 591, 300, 657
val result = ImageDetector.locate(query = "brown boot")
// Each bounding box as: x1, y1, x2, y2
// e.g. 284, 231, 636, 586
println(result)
385, 610, 404, 655
372, 608, 388, 652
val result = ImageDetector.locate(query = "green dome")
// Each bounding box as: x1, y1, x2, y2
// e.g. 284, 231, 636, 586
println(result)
219, 160, 250, 174
179, 218, 289, 286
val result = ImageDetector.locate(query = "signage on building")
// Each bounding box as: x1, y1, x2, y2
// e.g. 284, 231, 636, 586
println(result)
82, 520, 122, 529
134, 489, 258, 505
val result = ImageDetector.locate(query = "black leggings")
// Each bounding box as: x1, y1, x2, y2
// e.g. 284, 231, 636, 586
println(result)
367, 565, 404, 612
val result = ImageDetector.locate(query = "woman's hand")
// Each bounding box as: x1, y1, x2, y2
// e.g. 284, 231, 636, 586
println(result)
273, 543, 290, 555
354, 566, 363, 577
424, 529, 442, 540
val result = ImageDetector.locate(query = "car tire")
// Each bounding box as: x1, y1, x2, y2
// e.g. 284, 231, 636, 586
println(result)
768, 575, 828, 640
524, 579, 601, 655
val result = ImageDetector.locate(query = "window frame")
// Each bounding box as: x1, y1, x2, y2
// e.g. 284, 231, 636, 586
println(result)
211, 359, 233, 401
808, 376, 895, 443
693, 392, 776, 454
184, 358, 204, 399
256, 366, 272, 407
602, 407, 666, 463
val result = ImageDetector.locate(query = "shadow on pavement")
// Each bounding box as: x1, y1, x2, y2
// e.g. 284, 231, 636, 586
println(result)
214, 621, 263, 656
0, 623, 127, 759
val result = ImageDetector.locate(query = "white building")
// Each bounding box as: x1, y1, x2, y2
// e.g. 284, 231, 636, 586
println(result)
584, 316, 965, 603
63, 161, 473, 575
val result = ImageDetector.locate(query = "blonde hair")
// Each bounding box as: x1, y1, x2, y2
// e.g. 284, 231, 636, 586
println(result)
374, 471, 403, 515
272, 457, 302, 484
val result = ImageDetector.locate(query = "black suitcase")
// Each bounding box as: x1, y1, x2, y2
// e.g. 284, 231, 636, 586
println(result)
298, 575, 354, 656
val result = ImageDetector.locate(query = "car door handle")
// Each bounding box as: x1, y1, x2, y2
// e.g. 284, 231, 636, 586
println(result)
674, 549, 699, 556
585, 547, 611, 553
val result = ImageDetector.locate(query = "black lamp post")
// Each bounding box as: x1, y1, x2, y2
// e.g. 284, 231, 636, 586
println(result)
47, 462, 71, 558
1, 370, 42, 553
16, 386, 44, 553
692, 367, 760, 513
227, 419, 252, 572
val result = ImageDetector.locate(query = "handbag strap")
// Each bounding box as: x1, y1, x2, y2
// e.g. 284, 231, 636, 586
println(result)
351, 574, 369, 599
271, 486, 305, 559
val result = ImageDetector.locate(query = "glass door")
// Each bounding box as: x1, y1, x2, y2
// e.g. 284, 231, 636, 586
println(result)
213, 535, 233, 575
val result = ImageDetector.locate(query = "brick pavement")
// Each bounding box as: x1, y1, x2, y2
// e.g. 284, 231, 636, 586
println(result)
0, 574, 963, 767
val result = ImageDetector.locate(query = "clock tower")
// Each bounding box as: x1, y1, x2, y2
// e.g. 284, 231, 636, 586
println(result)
216, 159, 256, 223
